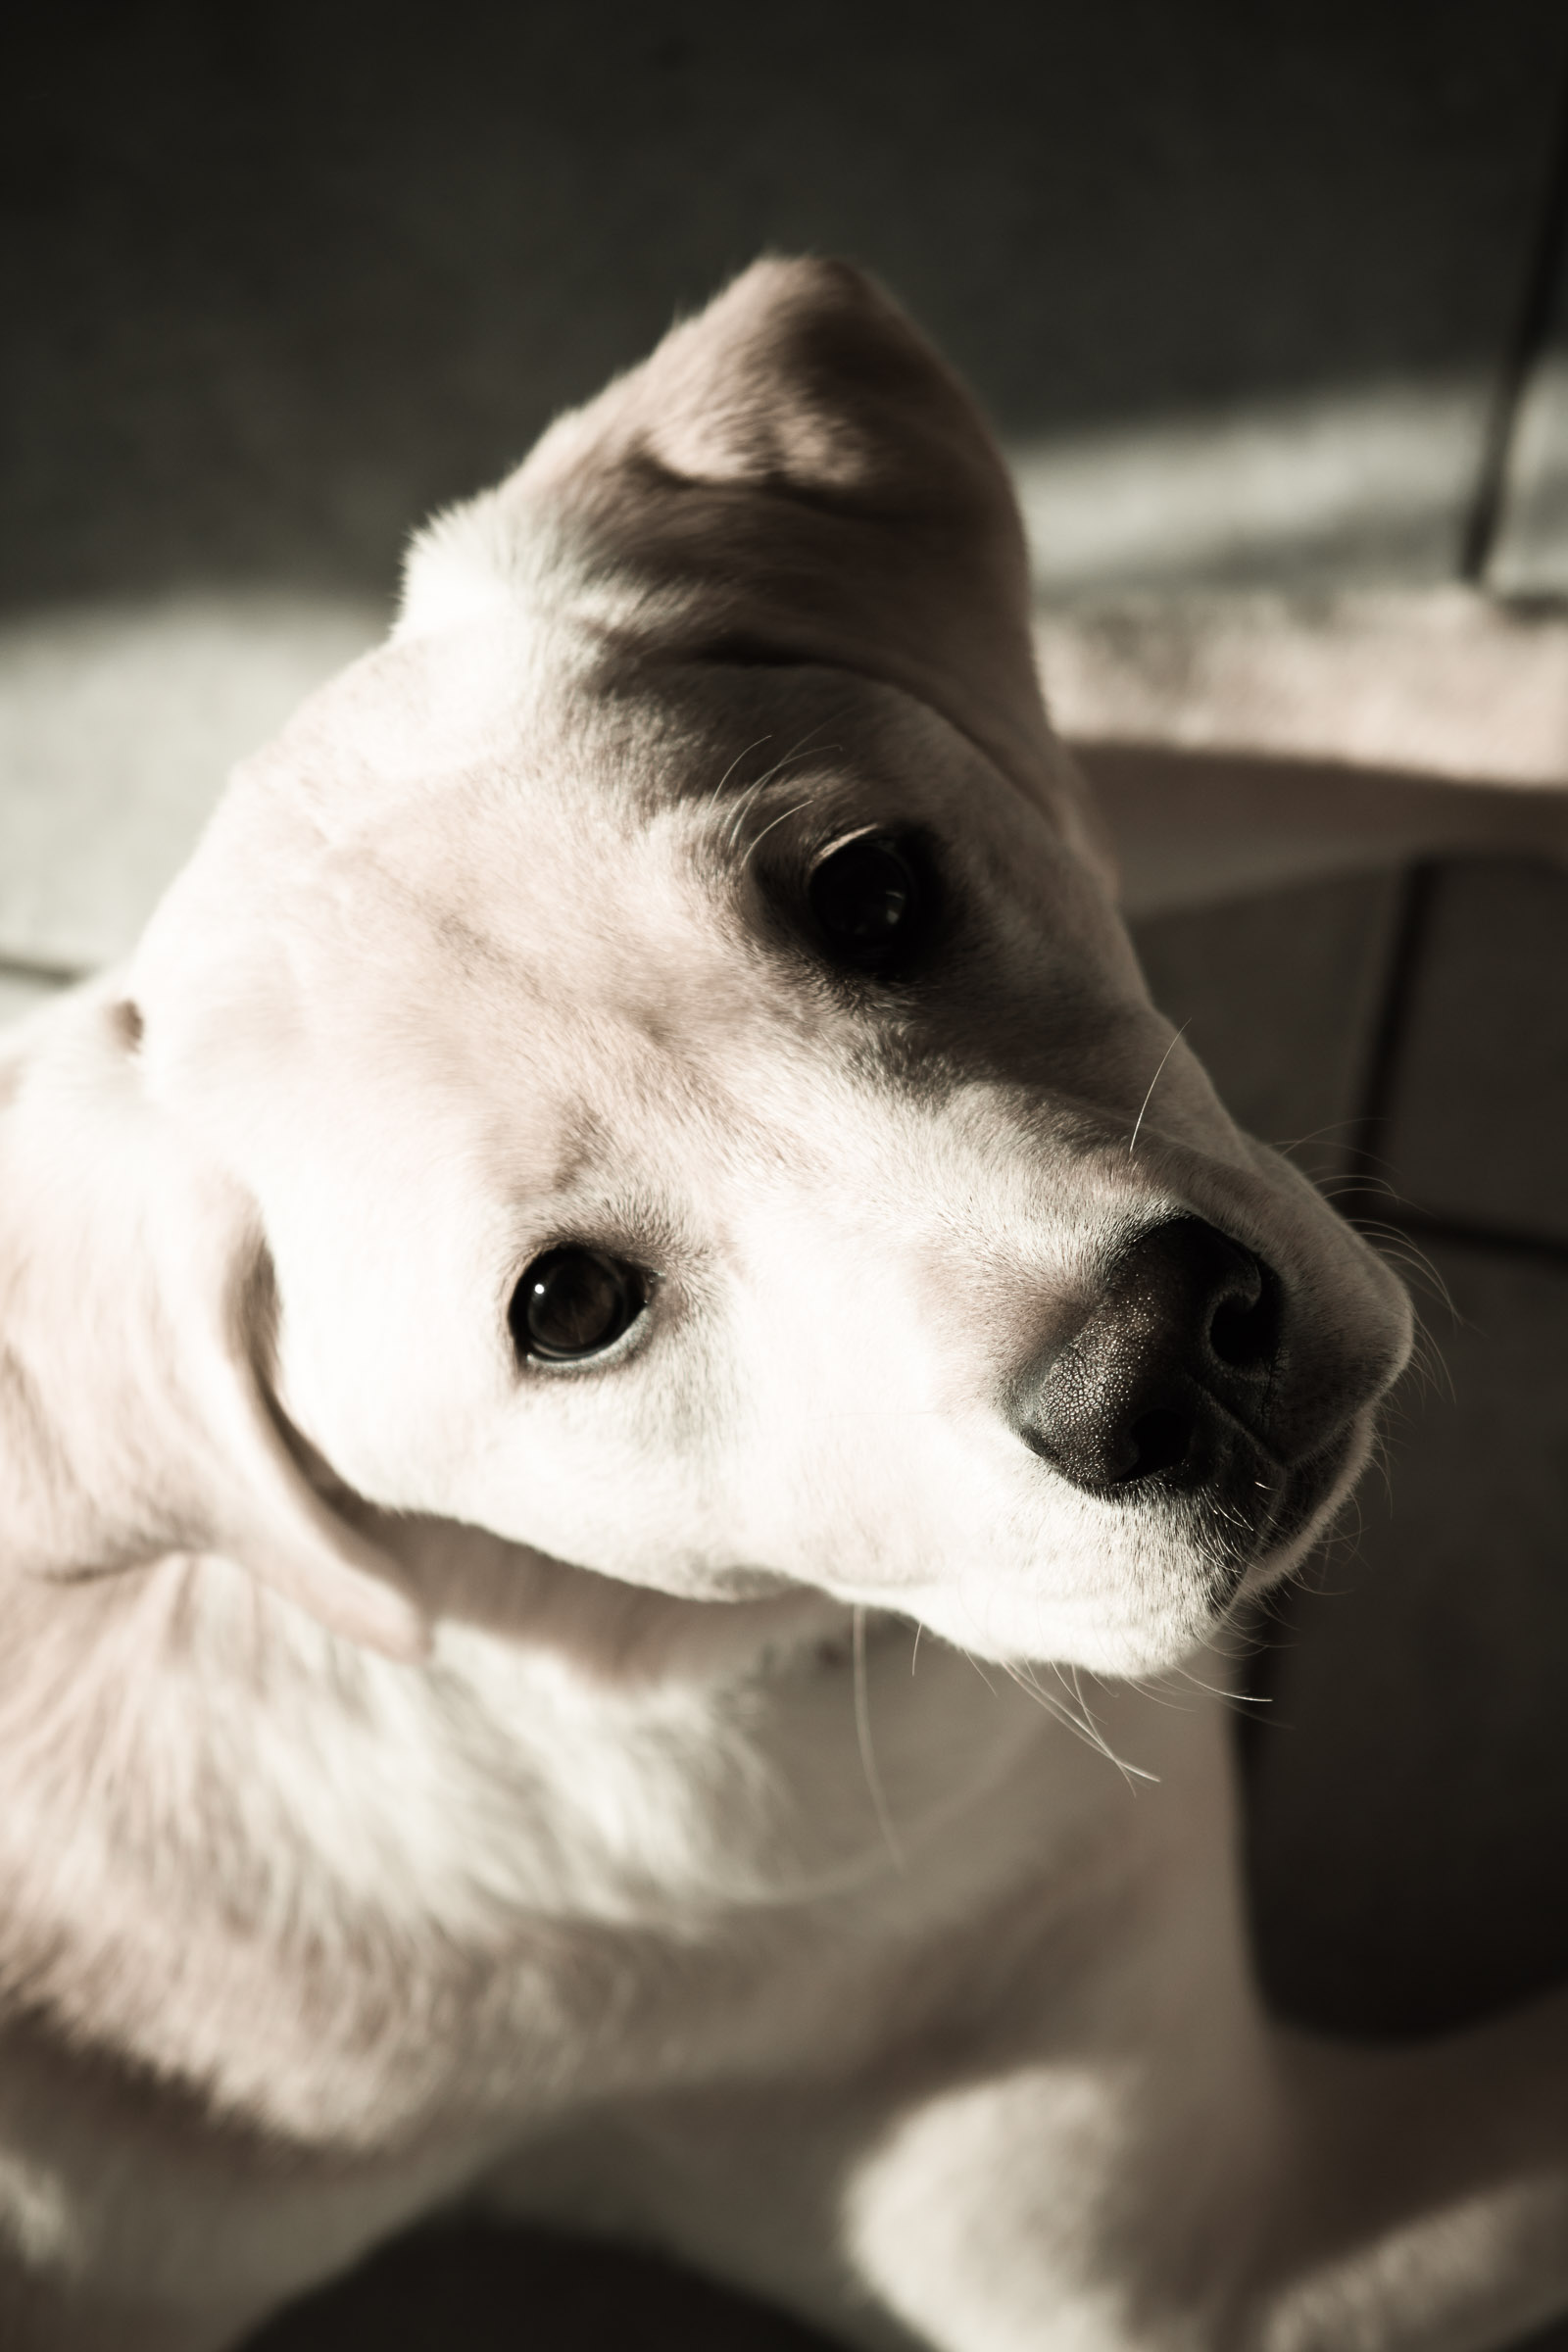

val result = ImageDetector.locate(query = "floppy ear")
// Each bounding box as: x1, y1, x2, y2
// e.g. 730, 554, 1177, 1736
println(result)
0, 987, 428, 1661
401, 256, 1073, 819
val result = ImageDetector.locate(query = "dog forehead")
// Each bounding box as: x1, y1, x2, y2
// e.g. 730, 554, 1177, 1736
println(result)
199, 607, 983, 1015
135, 567, 1116, 1252
138, 612, 685, 1010
134, 649, 825, 1176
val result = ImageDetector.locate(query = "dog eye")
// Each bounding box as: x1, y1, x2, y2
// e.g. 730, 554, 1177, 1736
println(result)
807, 831, 925, 973
510, 1249, 645, 1362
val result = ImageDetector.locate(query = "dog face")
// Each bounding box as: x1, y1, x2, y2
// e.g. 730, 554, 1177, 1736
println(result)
120, 260, 1408, 1677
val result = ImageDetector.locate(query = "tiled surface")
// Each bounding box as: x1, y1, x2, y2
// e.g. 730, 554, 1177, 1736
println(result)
1130, 870, 1402, 1182
1133, 858, 1568, 2044
1246, 1240, 1568, 2035
1144, 859, 1568, 2352
1381, 858, 1568, 1248
1133, 858, 1568, 2047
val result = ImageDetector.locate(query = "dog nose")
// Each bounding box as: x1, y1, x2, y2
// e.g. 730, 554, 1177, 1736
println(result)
1019, 1218, 1281, 1495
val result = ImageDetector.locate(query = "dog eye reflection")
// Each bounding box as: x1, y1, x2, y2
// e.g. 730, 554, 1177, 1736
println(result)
510, 1248, 646, 1363
807, 830, 927, 974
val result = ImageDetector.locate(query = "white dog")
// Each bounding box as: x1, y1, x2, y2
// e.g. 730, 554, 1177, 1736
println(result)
2, 257, 1566, 2352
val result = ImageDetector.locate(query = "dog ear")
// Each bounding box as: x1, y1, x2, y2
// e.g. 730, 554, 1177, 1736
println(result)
0, 990, 428, 1661
402, 256, 1070, 815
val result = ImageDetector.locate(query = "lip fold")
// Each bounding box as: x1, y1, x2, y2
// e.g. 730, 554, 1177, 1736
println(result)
1196, 1416, 1364, 1618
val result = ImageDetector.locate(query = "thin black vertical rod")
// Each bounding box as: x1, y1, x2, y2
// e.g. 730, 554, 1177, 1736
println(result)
1460, 62, 1568, 583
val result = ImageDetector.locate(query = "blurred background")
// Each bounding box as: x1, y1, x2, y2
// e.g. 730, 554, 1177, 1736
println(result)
5, 4, 1568, 2344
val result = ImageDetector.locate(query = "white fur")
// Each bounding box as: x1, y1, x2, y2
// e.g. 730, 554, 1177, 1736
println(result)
1, 259, 1566, 2351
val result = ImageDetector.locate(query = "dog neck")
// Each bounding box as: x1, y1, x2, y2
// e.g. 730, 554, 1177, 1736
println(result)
0, 1542, 1147, 2156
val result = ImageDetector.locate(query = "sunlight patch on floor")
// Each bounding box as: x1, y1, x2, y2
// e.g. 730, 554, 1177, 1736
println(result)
0, 592, 384, 969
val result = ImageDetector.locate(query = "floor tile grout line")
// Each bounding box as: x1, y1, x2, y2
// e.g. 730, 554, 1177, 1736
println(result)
1460, 52, 1568, 583
1336, 858, 1442, 1214
1348, 1207, 1568, 1277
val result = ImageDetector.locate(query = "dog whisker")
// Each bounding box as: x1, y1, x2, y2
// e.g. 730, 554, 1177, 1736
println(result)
742, 797, 818, 870
1048, 1661, 1159, 1786
720, 720, 842, 851
1127, 1023, 1189, 1157
706, 734, 773, 817
953, 1639, 1001, 1702
1167, 1663, 1269, 1718
853, 1604, 906, 1874
1269, 1118, 1366, 1154
721, 775, 773, 853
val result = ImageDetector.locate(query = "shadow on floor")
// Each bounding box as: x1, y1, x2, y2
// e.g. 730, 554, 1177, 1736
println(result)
244, 2216, 840, 2350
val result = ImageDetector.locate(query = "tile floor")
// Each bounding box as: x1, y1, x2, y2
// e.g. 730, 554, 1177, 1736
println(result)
1138, 860, 1568, 2045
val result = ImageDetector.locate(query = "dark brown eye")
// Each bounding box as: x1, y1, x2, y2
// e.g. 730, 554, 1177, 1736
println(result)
510, 1249, 645, 1362
808, 831, 925, 973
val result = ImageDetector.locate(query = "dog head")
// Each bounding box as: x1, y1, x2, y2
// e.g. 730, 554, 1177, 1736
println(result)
10, 260, 1410, 1677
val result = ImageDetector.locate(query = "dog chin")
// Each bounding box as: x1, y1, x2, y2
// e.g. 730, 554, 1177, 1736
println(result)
920, 1413, 1379, 1681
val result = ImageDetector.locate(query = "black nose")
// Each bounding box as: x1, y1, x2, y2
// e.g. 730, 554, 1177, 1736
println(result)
1020, 1218, 1281, 1496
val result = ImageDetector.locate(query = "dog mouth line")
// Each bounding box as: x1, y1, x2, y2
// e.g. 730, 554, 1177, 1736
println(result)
1204, 1420, 1363, 1607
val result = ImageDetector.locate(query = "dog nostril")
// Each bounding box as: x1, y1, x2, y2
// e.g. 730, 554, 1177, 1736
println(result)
1208, 1273, 1278, 1371
1017, 1220, 1283, 1498
1121, 1405, 1195, 1482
